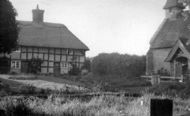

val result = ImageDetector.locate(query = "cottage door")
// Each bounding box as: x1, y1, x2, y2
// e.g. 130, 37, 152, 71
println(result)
54, 62, 60, 75
21, 61, 28, 73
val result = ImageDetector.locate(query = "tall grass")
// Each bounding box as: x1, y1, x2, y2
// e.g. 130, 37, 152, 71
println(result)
0, 94, 189, 116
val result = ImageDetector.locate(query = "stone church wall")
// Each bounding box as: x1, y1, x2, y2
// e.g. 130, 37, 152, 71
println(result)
152, 48, 171, 75
146, 49, 154, 75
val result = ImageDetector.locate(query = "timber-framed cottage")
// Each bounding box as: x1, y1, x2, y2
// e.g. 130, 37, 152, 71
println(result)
10, 5, 89, 75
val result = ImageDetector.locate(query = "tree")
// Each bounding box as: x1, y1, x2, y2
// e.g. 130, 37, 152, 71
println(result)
91, 53, 146, 77
0, 0, 18, 54
81, 58, 91, 71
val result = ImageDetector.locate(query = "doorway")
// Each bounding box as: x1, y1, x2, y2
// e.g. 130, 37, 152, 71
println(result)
54, 62, 60, 75
174, 57, 188, 80
21, 61, 29, 73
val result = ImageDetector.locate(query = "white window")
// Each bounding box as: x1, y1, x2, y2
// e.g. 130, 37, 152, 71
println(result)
11, 61, 20, 69
61, 62, 68, 68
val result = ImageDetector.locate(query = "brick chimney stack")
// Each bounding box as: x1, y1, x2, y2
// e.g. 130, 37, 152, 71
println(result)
32, 5, 44, 24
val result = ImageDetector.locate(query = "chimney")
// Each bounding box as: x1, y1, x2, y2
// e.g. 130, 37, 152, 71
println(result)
32, 5, 44, 24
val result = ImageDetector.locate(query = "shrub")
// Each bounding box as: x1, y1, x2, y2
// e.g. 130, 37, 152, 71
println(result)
0, 90, 8, 97
69, 64, 81, 75
18, 85, 37, 95
0, 97, 32, 116
0, 82, 10, 96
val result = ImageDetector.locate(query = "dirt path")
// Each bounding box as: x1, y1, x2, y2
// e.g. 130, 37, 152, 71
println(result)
0, 74, 88, 92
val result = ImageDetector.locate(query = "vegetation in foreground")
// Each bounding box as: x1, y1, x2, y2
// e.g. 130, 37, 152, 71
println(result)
0, 94, 190, 116
2, 76, 190, 116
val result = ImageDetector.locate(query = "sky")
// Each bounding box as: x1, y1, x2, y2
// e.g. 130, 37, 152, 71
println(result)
10, 0, 166, 57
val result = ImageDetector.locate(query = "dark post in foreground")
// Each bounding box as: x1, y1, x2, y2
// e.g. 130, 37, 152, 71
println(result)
150, 99, 173, 116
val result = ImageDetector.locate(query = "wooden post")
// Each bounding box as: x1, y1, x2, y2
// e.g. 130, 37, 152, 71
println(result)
151, 75, 160, 85
150, 99, 173, 116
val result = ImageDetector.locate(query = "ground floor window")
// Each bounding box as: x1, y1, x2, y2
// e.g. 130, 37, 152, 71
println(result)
11, 60, 20, 69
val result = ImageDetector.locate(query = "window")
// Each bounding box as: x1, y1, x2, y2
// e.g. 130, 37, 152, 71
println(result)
21, 47, 27, 52
55, 55, 60, 61
67, 56, 73, 62
21, 53, 26, 59
28, 48, 32, 52
75, 50, 84, 55
68, 50, 73, 55
41, 61, 48, 67
38, 53, 43, 59
33, 47, 38, 52
80, 56, 85, 62
49, 54, 54, 61
39, 48, 48, 53
55, 49, 61, 54
62, 49, 68, 54
44, 54, 48, 60
11, 61, 20, 69
61, 62, 68, 68
16, 62, 19, 68
49, 49, 54, 54
33, 53, 38, 58
61, 55, 66, 61
28, 53, 32, 59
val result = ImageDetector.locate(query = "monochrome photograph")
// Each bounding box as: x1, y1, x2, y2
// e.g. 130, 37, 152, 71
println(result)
0, 0, 190, 116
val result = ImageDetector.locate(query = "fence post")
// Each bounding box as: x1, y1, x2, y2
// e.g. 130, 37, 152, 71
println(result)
150, 99, 173, 116
151, 75, 160, 85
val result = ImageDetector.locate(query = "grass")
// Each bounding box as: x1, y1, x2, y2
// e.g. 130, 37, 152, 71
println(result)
9, 74, 37, 80
148, 82, 190, 99
78, 73, 151, 92
0, 94, 189, 116
0, 73, 150, 94
38, 75, 83, 87
0, 73, 190, 116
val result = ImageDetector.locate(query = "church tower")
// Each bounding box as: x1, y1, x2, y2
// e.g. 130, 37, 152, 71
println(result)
164, 0, 184, 19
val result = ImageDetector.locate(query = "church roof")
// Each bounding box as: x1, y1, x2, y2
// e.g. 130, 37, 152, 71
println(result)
165, 38, 190, 62
179, 37, 190, 53
163, 0, 184, 9
150, 12, 190, 49
17, 21, 89, 50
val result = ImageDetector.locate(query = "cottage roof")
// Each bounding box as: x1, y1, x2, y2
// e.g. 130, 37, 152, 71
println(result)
17, 21, 89, 50
150, 12, 190, 49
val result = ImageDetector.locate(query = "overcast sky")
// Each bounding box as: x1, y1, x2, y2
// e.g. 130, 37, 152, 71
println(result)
10, 0, 166, 57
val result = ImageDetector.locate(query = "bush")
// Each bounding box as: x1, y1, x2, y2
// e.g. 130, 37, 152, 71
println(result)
69, 64, 81, 75
28, 58, 43, 74
18, 85, 37, 95
0, 82, 10, 96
